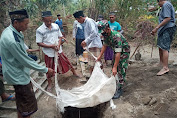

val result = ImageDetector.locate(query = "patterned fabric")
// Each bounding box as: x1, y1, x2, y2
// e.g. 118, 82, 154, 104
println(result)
45, 53, 73, 77
104, 31, 130, 88
88, 48, 101, 67
58, 52, 73, 74
157, 26, 176, 51
14, 82, 38, 117
98, 20, 109, 34
36, 23, 63, 57
104, 46, 114, 60
44, 55, 55, 78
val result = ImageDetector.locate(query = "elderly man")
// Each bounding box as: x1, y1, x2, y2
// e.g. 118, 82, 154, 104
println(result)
97, 20, 130, 99
73, 11, 102, 75
0, 9, 54, 118
151, 0, 176, 76
36, 11, 78, 91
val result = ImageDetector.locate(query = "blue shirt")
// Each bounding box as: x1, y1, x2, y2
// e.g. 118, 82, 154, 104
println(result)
158, 1, 176, 34
108, 21, 121, 31
55, 19, 64, 32
76, 23, 85, 39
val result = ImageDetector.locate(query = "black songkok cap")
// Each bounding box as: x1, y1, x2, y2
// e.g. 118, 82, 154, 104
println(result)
73, 11, 84, 18
42, 11, 52, 17
9, 9, 29, 21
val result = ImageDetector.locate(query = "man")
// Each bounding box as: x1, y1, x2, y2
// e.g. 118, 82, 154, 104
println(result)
73, 11, 102, 75
0, 9, 54, 118
103, 13, 122, 66
55, 14, 65, 37
151, 0, 176, 76
36, 11, 78, 91
108, 12, 121, 32
97, 20, 130, 99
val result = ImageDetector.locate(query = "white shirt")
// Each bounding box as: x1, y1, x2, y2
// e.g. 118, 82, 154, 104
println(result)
36, 23, 63, 57
73, 20, 78, 38
84, 17, 102, 49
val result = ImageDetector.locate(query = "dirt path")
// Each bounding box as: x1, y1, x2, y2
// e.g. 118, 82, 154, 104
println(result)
31, 38, 177, 118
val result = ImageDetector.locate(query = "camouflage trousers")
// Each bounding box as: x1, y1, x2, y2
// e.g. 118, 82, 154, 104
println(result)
112, 52, 130, 89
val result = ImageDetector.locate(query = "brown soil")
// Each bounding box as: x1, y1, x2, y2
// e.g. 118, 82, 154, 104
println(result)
30, 36, 177, 118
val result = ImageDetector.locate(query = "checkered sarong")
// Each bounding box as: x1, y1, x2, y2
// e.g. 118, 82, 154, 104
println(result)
88, 47, 101, 67
157, 26, 176, 51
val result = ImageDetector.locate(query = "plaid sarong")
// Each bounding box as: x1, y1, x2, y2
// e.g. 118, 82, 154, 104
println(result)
88, 47, 101, 67
157, 26, 176, 51
45, 53, 73, 77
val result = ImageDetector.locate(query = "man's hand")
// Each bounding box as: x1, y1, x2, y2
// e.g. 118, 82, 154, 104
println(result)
81, 41, 87, 47
151, 27, 158, 35
50, 44, 58, 51
96, 56, 101, 62
73, 38, 75, 40
46, 68, 55, 78
112, 66, 117, 76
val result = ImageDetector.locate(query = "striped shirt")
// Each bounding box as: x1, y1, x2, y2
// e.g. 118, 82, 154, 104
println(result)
36, 23, 63, 57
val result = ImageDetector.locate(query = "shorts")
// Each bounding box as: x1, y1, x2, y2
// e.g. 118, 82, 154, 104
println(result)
14, 82, 38, 117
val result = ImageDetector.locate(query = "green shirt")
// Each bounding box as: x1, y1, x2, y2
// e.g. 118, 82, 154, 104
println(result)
0, 25, 48, 85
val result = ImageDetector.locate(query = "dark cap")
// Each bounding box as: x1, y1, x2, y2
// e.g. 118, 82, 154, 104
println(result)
9, 9, 29, 21
97, 15, 104, 21
73, 11, 84, 18
42, 11, 52, 17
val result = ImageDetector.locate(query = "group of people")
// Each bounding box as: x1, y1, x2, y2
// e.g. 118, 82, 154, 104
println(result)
0, 0, 176, 118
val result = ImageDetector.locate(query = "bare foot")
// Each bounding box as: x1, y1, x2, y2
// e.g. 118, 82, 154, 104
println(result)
157, 68, 169, 76
47, 85, 52, 92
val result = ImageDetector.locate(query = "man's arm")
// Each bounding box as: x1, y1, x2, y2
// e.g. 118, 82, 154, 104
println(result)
37, 43, 57, 50
9, 43, 49, 73
151, 17, 171, 35
83, 20, 98, 46
97, 45, 107, 61
112, 52, 121, 76
27, 49, 40, 52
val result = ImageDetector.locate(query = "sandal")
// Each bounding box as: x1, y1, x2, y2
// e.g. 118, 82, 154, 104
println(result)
157, 68, 169, 76
2, 95, 15, 102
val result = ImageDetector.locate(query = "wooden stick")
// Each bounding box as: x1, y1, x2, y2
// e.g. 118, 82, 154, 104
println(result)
130, 43, 141, 59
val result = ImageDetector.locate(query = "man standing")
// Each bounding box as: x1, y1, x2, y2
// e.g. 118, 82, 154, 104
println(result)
0, 9, 54, 118
73, 11, 102, 74
97, 20, 130, 99
108, 12, 121, 32
36, 11, 78, 91
55, 14, 65, 37
103, 13, 122, 66
151, 0, 176, 76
